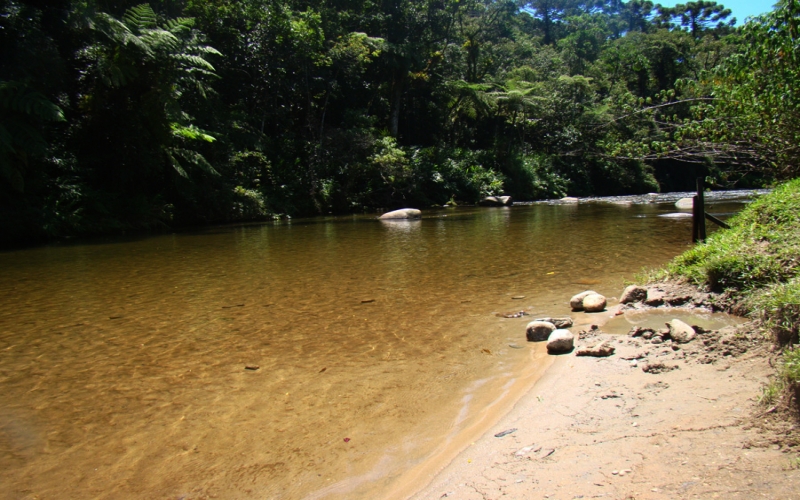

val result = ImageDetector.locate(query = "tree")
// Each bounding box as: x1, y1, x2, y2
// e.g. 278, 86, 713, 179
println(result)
656, 1, 735, 37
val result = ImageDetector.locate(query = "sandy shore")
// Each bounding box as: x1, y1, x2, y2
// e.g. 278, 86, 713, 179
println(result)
404, 300, 800, 499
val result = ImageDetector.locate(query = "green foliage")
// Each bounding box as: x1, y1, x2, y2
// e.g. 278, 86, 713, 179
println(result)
783, 348, 800, 384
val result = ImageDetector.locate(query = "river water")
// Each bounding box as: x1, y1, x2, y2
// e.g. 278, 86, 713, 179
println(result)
0, 192, 758, 499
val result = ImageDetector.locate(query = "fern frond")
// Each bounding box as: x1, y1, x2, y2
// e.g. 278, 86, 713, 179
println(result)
140, 29, 181, 52
196, 45, 223, 57
0, 81, 65, 122
171, 123, 216, 142
164, 17, 195, 34
93, 13, 153, 57
166, 150, 188, 178
169, 147, 219, 175
123, 4, 157, 31
172, 54, 216, 72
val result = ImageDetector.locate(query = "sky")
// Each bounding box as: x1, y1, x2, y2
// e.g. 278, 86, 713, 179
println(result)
653, 0, 779, 24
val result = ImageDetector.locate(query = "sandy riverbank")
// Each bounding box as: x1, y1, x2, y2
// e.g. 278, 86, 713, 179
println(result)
403, 289, 800, 499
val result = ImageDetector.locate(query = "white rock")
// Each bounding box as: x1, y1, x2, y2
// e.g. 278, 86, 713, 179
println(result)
379, 208, 421, 219
547, 329, 574, 354
675, 197, 694, 210
582, 293, 607, 312
569, 290, 597, 310
667, 319, 696, 343
479, 196, 513, 206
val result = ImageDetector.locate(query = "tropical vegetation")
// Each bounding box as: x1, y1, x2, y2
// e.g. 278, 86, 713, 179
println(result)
1, 0, 798, 245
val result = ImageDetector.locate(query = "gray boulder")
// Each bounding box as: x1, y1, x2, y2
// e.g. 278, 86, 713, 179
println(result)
675, 197, 694, 210
619, 285, 647, 304
547, 329, 575, 354
583, 293, 607, 312
526, 320, 557, 342
667, 319, 696, 343
569, 290, 597, 310
560, 197, 579, 203
379, 208, 422, 220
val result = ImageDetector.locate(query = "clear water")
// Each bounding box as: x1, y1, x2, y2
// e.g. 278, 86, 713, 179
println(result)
0, 196, 751, 499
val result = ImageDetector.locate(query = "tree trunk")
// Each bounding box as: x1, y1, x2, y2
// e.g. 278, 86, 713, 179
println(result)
390, 77, 404, 138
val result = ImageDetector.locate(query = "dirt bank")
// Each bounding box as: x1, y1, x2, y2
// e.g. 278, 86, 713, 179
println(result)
407, 284, 800, 499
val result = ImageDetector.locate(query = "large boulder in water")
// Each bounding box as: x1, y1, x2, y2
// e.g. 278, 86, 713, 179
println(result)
569, 290, 597, 311
379, 208, 422, 220
478, 196, 513, 207
547, 329, 574, 354
526, 320, 557, 342
675, 197, 694, 210
583, 293, 607, 312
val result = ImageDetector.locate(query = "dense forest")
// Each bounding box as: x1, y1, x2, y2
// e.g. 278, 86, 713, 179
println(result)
1, 0, 798, 245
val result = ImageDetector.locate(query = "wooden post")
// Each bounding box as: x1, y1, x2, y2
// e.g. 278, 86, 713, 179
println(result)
693, 177, 707, 242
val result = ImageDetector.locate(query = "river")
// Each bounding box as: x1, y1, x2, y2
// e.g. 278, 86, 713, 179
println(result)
0, 191, 759, 499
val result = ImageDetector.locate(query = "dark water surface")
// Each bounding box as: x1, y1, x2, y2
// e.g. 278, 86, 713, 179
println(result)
0, 194, 755, 499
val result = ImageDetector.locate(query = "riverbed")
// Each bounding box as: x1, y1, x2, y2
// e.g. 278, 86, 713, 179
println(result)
0, 191, 759, 499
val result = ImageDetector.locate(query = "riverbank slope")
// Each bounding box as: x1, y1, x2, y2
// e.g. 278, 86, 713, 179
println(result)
406, 179, 800, 499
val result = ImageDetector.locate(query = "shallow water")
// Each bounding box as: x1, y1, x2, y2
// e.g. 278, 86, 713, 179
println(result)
0, 193, 755, 499
602, 308, 746, 335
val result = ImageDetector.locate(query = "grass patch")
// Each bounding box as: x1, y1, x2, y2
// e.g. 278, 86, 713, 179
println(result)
659, 178, 800, 325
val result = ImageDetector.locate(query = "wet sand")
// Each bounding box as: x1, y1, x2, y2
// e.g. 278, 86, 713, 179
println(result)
405, 306, 800, 499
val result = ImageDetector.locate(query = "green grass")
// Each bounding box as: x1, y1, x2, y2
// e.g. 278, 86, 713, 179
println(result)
659, 178, 800, 322
751, 278, 800, 345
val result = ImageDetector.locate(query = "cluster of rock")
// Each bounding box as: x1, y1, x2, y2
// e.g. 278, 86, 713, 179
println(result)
523, 283, 742, 363
525, 317, 575, 354
378, 197, 514, 219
